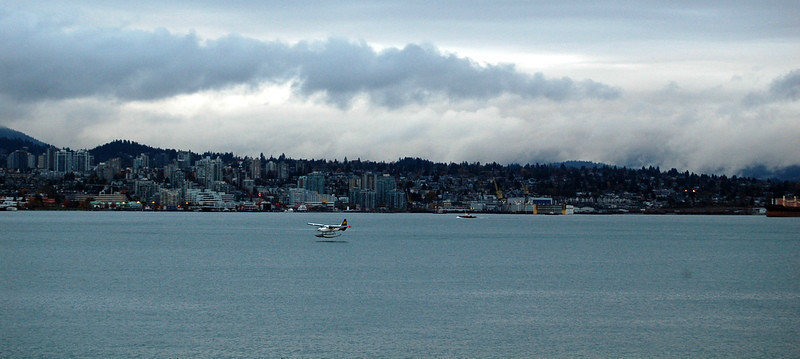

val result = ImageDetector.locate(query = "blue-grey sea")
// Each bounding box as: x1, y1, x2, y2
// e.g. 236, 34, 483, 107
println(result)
1, 212, 798, 358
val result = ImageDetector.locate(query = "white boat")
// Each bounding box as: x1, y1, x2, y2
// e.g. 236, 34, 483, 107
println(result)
457, 213, 476, 218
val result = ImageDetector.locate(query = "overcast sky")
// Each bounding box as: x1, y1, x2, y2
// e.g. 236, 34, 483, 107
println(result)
1, 1, 798, 174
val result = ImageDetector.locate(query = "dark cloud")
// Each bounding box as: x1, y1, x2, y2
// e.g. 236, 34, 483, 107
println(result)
742, 69, 800, 106
768, 69, 800, 101
0, 13, 294, 101
0, 12, 619, 107
292, 40, 620, 107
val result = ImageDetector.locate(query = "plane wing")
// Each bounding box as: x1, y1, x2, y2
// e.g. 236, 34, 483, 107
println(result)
307, 222, 326, 227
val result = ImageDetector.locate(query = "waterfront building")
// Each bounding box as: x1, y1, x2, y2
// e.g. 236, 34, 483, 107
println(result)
159, 188, 182, 209
288, 188, 314, 205
183, 189, 232, 210
376, 174, 396, 207
388, 189, 407, 210
134, 180, 157, 202
90, 193, 128, 209
469, 201, 487, 212
348, 188, 361, 209
194, 191, 222, 210
359, 190, 377, 211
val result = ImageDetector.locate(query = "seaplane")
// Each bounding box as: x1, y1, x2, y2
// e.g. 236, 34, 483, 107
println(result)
307, 219, 350, 240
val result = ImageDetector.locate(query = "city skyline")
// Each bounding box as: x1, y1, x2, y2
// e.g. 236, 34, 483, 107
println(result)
1, 1, 798, 176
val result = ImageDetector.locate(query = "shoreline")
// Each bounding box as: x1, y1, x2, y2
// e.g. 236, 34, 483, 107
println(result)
4, 207, 769, 215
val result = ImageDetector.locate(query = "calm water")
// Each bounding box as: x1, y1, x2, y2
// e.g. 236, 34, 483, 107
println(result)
1, 212, 798, 358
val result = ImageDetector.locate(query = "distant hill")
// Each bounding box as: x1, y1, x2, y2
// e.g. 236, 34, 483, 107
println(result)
2, 126, 799, 182
0, 127, 47, 146
0, 126, 52, 155
561, 160, 609, 169
89, 139, 179, 165
739, 165, 800, 182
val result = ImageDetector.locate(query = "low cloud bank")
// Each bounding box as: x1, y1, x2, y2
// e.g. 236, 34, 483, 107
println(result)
0, 12, 619, 107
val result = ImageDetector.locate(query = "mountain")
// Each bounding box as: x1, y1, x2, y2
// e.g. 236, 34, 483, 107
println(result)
2, 126, 798, 182
739, 165, 800, 182
0, 126, 52, 155
0, 127, 47, 146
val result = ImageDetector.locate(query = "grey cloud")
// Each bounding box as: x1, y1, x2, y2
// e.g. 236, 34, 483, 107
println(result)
742, 69, 800, 106
292, 40, 620, 107
768, 69, 800, 101
0, 13, 294, 101
0, 13, 619, 107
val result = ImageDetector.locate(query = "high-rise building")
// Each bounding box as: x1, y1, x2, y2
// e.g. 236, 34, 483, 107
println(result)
45, 147, 58, 171
348, 188, 362, 208
51, 149, 93, 173
362, 172, 376, 191
304, 172, 325, 194
243, 179, 256, 194
388, 189, 407, 210
265, 161, 277, 177
72, 150, 93, 173
376, 174, 396, 207
176, 151, 192, 170
277, 162, 289, 180
96, 158, 122, 181
108, 157, 122, 173
348, 176, 361, 189
248, 158, 262, 179
134, 180, 157, 201
195, 156, 223, 187
54, 150, 73, 173
359, 190, 376, 211
133, 153, 150, 171
6, 150, 33, 170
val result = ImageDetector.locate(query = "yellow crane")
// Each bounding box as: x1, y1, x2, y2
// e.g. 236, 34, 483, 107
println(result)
493, 177, 504, 200
521, 182, 530, 213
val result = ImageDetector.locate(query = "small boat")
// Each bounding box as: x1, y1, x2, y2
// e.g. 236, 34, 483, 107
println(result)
457, 213, 476, 219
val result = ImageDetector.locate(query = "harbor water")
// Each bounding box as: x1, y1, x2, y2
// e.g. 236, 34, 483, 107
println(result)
1, 212, 798, 358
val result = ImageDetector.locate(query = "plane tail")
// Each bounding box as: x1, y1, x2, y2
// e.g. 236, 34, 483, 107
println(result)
341, 219, 349, 230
